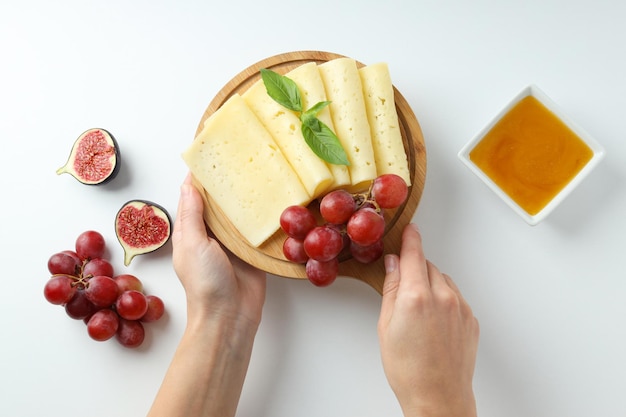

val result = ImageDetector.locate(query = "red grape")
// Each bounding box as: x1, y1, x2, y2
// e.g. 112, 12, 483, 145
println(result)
141, 295, 165, 322
65, 290, 97, 320
47, 252, 81, 276
320, 190, 356, 224
278, 174, 409, 287
85, 275, 119, 307
61, 250, 82, 262
305, 258, 339, 287
371, 174, 408, 209
116, 290, 148, 320
75, 230, 106, 261
113, 274, 143, 293
280, 205, 317, 239
303, 226, 344, 262
282, 237, 309, 264
82, 258, 114, 278
43, 275, 77, 305
45, 230, 166, 347
350, 239, 384, 264
116, 319, 145, 348
87, 309, 120, 341
347, 208, 385, 246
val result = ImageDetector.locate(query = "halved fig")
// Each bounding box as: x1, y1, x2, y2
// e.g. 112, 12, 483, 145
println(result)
56, 128, 120, 185
115, 200, 172, 266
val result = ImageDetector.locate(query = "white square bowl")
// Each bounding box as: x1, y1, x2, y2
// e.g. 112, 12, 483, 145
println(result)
458, 84, 605, 225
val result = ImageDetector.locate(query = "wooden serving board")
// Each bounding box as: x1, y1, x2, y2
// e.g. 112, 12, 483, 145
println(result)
192, 51, 427, 294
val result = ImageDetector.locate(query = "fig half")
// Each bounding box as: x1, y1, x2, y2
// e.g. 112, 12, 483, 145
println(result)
56, 128, 120, 185
115, 200, 172, 266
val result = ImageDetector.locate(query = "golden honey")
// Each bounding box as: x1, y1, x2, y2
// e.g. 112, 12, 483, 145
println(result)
469, 95, 593, 215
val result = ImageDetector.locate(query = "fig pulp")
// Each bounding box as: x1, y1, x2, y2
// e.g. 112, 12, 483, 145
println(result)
56, 128, 120, 185
115, 200, 171, 266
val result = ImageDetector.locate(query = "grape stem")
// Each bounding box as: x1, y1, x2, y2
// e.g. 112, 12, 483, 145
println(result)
51, 258, 94, 289
353, 181, 381, 213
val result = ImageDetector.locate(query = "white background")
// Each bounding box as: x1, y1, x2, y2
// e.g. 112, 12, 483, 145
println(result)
1, 1, 625, 416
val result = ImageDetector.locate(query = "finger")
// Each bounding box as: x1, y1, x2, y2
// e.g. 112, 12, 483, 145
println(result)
442, 273, 474, 315
172, 175, 189, 245
397, 223, 430, 290
426, 260, 448, 291
379, 254, 400, 329
429, 264, 477, 322
442, 272, 461, 295
229, 250, 262, 279
435, 269, 466, 303
173, 174, 210, 252
426, 261, 462, 311
184, 174, 220, 241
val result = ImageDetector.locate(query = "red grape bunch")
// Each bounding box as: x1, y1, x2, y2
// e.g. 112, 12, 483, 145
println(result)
44, 230, 165, 348
280, 173, 409, 287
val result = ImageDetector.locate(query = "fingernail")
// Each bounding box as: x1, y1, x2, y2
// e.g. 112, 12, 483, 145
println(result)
409, 222, 419, 232
384, 254, 397, 274
181, 183, 193, 198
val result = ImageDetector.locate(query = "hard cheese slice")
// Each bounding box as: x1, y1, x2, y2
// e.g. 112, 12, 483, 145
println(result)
318, 57, 377, 191
242, 75, 334, 199
359, 62, 411, 185
182, 94, 311, 247
287, 62, 351, 190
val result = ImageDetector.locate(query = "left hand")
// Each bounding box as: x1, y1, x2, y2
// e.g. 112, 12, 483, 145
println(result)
172, 173, 267, 330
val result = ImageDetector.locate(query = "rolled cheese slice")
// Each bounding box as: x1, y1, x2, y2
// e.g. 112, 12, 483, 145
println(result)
286, 62, 351, 190
242, 77, 334, 198
318, 58, 377, 191
359, 62, 411, 185
182, 94, 311, 247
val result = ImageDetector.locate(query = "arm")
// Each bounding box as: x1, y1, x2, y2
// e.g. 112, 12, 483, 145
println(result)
147, 175, 266, 417
378, 223, 479, 417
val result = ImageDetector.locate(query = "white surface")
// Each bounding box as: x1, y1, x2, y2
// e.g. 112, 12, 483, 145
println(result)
1, 1, 625, 416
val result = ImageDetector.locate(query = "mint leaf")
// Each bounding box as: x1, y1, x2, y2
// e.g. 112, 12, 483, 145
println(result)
301, 115, 350, 166
260, 69, 302, 112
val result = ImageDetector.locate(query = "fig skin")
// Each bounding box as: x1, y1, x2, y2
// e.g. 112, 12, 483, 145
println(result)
115, 199, 172, 266
56, 128, 121, 185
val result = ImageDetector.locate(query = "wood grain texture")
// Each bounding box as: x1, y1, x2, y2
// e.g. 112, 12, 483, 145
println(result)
191, 51, 427, 294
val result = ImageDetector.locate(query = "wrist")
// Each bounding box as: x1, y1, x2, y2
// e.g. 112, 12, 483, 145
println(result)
164, 310, 258, 417
185, 305, 259, 350
147, 312, 257, 417
400, 395, 477, 417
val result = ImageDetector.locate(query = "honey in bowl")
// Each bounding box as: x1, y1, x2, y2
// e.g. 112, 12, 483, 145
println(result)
469, 95, 593, 216
458, 84, 605, 225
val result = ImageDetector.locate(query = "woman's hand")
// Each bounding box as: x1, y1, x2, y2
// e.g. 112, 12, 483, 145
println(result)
378, 223, 479, 417
147, 174, 266, 417
172, 174, 266, 329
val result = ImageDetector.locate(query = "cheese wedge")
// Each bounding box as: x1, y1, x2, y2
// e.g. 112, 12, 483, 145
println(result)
242, 77, 334, 198
318, 58, 377, 190
359, 63, 411, 185
182, 94, 310, 247
286, 62, 351, 190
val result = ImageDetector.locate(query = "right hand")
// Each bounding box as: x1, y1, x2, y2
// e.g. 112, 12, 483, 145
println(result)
378, 223, 480, 417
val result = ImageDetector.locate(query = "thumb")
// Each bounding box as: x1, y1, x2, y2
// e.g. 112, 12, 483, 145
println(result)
379, 254, 400, 329
173, 175, 209, 251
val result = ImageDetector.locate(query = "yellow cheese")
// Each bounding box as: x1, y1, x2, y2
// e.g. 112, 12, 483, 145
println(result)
242, 76, 334, 198
318, 58, 377, 190
182, 94, 310, 247
359, 63, 411, 185
286, 62, 351, 190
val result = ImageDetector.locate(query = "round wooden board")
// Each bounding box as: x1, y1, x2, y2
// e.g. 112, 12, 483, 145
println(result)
192, 51, 427, 294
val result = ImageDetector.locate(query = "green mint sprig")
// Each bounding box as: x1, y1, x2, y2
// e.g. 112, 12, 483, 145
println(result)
259, 68, 350, 166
